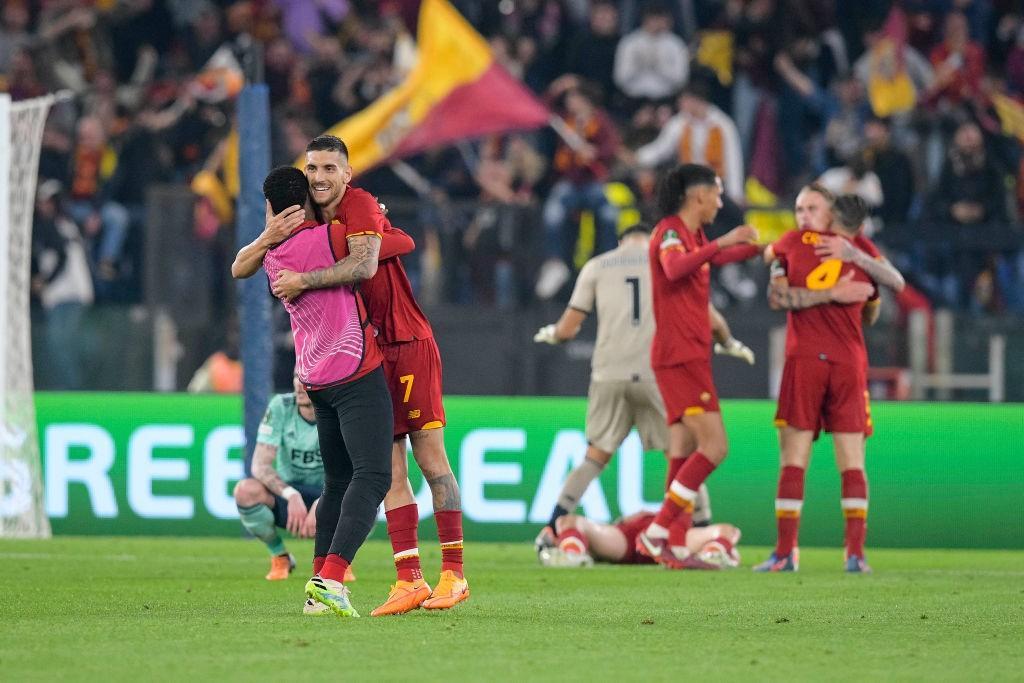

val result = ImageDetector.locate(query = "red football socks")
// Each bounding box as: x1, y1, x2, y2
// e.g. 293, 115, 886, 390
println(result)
320, 554, 350, 583
775, 465, 806, 557
386, 503, 423, 582
841, 469, 868, 558
557, 528, 588, 554
313, 556, 326, 575
435, 509, 465, 577
665, 455, 686, 491
653, 452, 717, 531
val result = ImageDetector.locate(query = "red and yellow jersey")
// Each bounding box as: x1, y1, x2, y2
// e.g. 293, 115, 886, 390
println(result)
770, 229, 879, 366
333, 187, 433, 345
649, 215, 758, 368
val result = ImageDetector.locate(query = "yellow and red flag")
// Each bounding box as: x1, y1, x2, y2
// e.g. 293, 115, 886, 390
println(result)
315, 0, 550, 173
991, 92, 1024, 142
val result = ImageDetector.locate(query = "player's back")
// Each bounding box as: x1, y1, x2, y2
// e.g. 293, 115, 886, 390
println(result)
581, 242, 657, 382
773, 229, 875, 365
263, 221, 380, 385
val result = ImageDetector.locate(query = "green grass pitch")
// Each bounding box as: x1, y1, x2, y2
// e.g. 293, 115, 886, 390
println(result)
1, 538, 1022, 681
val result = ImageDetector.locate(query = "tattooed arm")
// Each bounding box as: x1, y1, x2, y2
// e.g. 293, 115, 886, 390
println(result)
814, 235, 905, 292
271, 234, 381, 302
768, 267, 874, 310
251, 443, 288, 497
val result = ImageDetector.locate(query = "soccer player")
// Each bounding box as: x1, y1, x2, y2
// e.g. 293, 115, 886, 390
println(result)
541, 510, 741, 569
268, 135, 468, 615
247, 165, 393, 617
531, 221, 754, 549
755, 188, 904, 574
233, 375, 324, 581
635, 163, 761, 568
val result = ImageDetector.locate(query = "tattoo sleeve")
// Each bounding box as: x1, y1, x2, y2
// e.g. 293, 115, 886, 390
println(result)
851, 251, 905, 291
768, 277, 834, 310
300, 234, 382, 289
426, 473, 461, 512
251, 443, 287, 496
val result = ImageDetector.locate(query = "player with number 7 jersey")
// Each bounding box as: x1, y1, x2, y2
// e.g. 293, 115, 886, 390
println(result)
272, 135, 467, 616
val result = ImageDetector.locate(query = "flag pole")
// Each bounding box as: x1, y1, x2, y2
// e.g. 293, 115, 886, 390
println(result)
388, 160, 434, 197
547, 114, 589, 152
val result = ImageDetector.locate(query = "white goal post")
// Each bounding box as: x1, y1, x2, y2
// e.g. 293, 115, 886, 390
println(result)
0, 93, 54, 538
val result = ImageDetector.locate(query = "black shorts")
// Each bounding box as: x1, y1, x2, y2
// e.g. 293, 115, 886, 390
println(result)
272, 483, 322, 528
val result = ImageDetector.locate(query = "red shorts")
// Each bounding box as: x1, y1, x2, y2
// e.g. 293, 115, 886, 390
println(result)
775, 356, 869, 439
654, 360, 720, 424
614, 512, 657, 565
381, 337, 446, 438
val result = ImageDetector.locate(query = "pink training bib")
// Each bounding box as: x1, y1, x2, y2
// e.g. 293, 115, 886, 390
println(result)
263, 225, 365, 385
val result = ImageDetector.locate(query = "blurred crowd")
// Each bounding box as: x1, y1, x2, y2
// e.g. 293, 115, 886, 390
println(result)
5, 0, 1024, 387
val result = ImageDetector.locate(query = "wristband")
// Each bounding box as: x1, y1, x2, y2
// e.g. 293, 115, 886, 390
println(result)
282, 486, 300, 500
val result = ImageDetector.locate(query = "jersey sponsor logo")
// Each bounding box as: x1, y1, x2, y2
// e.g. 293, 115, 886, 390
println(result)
408, 409, 421, 419
289, 448, 320, 467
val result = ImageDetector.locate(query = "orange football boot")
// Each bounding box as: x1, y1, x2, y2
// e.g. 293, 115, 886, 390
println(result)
369, 579, 432, 617
265, 553, 295, 581
422, 570, 469, 610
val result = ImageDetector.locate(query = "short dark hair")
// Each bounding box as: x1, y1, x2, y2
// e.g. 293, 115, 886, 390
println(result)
263, 166, 309, 215
833, 194, 869, 231
656, 163, 717, 217
866, 114, 891, 129
680, 66, 715, 101
642, 0, 671, 19
619, 222, 651, 239
306, 134, 349, 159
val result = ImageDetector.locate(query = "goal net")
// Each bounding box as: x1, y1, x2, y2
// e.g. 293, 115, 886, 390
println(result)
0, 93, 54, 538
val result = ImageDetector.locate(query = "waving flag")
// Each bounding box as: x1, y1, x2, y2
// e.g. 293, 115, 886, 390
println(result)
313, 0, 550, 173
992, 92, 1024, 142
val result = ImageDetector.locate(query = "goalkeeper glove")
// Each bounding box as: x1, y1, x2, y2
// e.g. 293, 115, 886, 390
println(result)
714, 338, 755, 365
533, 324, 561, 345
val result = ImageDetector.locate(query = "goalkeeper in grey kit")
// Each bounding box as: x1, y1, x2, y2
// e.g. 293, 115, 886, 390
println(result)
532, 223, 754, 553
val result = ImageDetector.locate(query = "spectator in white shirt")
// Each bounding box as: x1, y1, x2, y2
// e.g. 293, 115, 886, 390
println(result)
632, 79, 744, 204
613, 2, 689, 105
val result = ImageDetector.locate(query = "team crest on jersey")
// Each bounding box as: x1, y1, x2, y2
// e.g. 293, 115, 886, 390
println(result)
661, 229, 682, 249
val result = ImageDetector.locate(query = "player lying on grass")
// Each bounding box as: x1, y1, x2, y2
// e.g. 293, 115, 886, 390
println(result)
233, 375, 332, 581
755, 190, 904, 574
540, 510, 740, 569
532, 222, 751, 552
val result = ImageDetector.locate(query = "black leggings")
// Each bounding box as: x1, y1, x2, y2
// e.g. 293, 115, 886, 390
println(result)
307, 366, 393, 564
